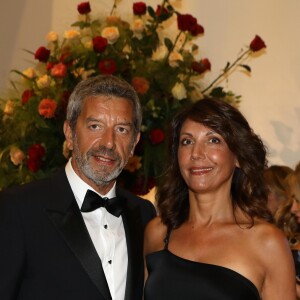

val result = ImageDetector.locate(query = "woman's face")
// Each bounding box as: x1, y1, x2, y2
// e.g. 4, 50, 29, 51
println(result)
290, 186, 300, 223
178, 119, 238, 194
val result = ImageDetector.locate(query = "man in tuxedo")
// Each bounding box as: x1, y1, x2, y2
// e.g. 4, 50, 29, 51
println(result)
0, 75, 156, 300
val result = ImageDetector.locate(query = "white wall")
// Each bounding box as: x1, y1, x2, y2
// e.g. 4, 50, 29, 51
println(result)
1, 0, 299, 168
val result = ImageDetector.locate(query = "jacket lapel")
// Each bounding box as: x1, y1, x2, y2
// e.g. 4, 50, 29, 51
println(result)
117, 192, 144, 300
45, 169, 111, 300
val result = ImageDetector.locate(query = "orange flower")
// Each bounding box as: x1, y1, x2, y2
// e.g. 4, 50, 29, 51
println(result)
51, 62, 67, 78
131, 77, 150, 95
38, 98, 57, 118
124, 155, 142, 172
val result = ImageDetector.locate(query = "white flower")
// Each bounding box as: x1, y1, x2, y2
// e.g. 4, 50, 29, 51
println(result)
46, 31, 58, 42
101, 26, 120, 44
172, 82, 187, 100
169, 51, 183, 68
63, 29, 80, 40
152, 45, 168, 61
23, 67, 37, 79
131, 19, 145, 39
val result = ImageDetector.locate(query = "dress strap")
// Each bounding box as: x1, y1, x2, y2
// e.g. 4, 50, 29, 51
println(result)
163, 227, 172, 250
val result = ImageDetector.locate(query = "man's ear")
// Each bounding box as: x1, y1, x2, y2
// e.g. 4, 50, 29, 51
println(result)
130, 132, 140, 157
63, 121, 74, 150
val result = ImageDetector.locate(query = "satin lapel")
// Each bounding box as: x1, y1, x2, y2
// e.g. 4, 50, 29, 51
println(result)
119, 196, 144, 300
45, 170, 111, 300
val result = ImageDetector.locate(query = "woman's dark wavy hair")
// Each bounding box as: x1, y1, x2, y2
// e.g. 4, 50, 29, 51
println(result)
156, 97, 272, 229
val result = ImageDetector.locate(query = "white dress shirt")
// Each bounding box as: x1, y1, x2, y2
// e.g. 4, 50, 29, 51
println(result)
65, 159, 127, 300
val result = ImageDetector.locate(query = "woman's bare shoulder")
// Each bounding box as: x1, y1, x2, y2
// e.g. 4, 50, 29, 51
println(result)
144, 216, 168, 255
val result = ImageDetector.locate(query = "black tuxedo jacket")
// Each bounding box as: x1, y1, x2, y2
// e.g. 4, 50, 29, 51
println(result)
0, 168, 156, 300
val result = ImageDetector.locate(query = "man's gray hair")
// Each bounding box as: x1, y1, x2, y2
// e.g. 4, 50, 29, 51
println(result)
66, 75, 142, 139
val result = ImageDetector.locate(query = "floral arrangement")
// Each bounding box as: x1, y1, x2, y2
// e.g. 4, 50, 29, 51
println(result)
0, 0, 266, 194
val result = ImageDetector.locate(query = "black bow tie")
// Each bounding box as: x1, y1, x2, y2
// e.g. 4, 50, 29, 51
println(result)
81, 189, 123, 217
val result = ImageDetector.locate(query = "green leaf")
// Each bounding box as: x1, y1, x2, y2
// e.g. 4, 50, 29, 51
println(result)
164, 38, 173, 51
240, 64, 252, 72
147, 6, 156, 19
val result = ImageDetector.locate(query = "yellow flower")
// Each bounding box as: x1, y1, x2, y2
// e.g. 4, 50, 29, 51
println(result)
172, 82, 187, 100
169, 51, 183, 68
3, 100, 14, 115
124, 155, 142, 172
23, 67, 37, 79
152, 45, 168, 61
63, 29, 80, 39
36, 74, 52, 89
101, 26, 120, 44
46, 31, 58, 42
10, 147, 25, 166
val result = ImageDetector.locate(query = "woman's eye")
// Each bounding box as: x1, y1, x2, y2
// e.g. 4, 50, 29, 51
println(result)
209, 137, 221, 144
181, 138, 193, 145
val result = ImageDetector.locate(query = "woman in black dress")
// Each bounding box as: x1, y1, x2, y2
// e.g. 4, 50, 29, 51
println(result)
144, 98, 295, 300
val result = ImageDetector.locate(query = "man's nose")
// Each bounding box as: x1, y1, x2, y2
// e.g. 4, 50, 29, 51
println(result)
101, 128, 115, 149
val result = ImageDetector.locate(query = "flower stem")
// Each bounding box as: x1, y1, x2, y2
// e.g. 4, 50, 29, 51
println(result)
110, 0, 117, 15
201, 48, 251, 94
165, 31, 183, 61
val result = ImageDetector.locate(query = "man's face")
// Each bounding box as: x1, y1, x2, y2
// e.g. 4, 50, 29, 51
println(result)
64, 95, 140, 194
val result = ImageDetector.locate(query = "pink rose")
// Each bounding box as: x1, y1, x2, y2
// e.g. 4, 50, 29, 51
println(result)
38, 98, 57, 118
34, 46, 50, 63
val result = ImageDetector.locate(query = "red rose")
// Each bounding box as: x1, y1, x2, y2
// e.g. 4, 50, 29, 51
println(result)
191, 58, 211, 74
155, 5, 168, 16
250, 35, 266, 52
98, 59, 117, 75
21, 89, 34, 105
149, 128, 165, 145
38, 98, 57, 118
34, 46, 50, 63
51, 62, 68, 78
133, 2, 147, 15
92, 36, 108, 53
177, 14, 197, 32
26, 143, 45, 173
190, 23, 204, 36
27, 144, 46, 160
77, 2, 91, 14
46, 62, 55, 70
131, 77, 150, 95
60, 51, 73, 66
27, 158, 41, 173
